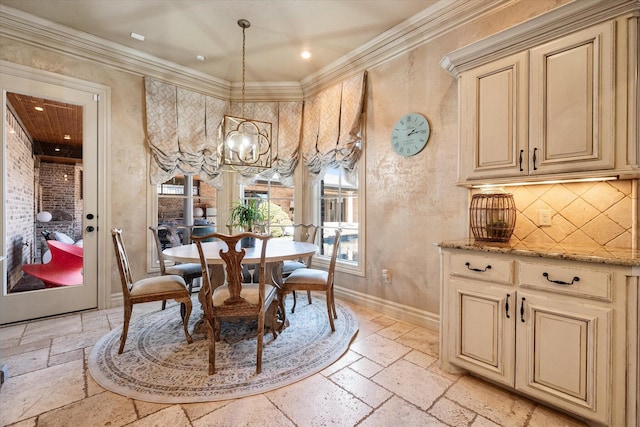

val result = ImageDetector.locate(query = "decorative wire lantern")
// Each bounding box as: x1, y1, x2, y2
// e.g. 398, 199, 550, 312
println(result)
221, 18, 273, 170
469, 192, 516, 242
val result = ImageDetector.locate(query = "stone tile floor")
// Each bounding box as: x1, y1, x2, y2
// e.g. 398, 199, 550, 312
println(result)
0, 297, 588, 426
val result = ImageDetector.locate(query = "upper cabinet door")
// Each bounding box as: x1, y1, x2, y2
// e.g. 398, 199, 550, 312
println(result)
459, 52, 528, 182
529, 21, 615, 175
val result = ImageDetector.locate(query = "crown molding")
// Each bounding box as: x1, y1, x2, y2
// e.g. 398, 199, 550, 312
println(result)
300, 0, 512, 96
440, 0, 640, 78
0, 1, 513, 100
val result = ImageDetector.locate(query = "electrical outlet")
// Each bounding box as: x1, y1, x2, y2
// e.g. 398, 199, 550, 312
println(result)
382, 269, 391, 284
539, 210, 552, 226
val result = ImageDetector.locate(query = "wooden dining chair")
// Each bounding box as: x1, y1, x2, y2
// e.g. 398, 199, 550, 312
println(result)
282, 229, 341, 331
149, 225, 202, 310
111, 228, 193, 354
282, 223, 318, 312
192, 232, 278, 375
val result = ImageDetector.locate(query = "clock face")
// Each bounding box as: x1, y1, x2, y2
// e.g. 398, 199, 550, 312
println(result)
391, 113, 431, 157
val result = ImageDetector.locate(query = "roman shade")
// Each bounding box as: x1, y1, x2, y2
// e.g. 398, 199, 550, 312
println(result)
301, 71, 367, 181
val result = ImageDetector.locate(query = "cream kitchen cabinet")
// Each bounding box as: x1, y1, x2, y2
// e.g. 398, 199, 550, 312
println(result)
440, 246, 639, 426
459, 21, 615, 182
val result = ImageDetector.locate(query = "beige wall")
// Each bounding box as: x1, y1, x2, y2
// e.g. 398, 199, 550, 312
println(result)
0, 0, 579, 318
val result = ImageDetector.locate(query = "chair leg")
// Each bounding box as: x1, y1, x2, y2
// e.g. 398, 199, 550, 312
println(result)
291, 290, 297, 313
206, 318, 216, 375
161, 300, 167, 310
178, 297, 193, 344
307, 290, 312, 305
257, 312, 265, 374
326, 289, 336, 332
330, 286, 337, 319
118, 304, 133, 354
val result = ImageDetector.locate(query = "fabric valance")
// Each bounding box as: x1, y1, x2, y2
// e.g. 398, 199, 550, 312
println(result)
301, 71, 367, 181
145, 77, 303, 187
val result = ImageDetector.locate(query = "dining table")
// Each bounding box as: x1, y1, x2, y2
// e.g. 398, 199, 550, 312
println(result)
163, 239, 318, 330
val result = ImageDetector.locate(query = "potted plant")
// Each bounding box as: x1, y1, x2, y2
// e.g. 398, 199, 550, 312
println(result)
228, 199, 265, 247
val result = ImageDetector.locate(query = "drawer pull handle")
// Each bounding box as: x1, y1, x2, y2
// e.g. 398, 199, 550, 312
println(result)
533, 147, 538, 170
505, 293, 511, 319
520, 297, 526, 323
465, 262, 491, 272
543, 272, 579, 286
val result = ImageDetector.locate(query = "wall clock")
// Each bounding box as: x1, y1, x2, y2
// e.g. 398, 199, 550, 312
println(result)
391, 112, 431, 157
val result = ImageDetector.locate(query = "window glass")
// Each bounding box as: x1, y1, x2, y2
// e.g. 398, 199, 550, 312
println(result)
156, 175, 217, 244
319, 167, 359, 264
242, 174, 294, 240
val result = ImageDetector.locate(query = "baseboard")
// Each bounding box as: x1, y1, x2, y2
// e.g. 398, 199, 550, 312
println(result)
110, 288, 441, 332
333, 286, 440, 332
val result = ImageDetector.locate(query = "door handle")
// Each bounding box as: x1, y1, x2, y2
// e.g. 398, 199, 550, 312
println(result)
520, 297, 526, 323
518, 150, 524, 172
86, 226, 95, 232
532, 148, 538, 170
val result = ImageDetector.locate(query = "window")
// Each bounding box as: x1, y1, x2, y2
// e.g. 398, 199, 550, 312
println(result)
316, 165, 364, 275
242, 175, 295, 240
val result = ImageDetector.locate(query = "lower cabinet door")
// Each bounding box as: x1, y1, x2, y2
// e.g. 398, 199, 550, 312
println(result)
515, 291, 611, 424
449, 280, 515, 387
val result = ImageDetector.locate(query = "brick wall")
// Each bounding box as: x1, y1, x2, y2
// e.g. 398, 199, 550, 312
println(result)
5, 110, 35, 289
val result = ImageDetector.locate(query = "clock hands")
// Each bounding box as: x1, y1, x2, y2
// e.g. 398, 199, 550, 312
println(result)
407, 129, 418, 136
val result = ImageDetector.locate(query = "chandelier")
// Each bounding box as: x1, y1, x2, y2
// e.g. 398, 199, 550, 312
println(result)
221, 19, 273, 169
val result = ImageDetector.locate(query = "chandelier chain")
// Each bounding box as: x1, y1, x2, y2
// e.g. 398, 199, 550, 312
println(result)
241, 24, 246, 118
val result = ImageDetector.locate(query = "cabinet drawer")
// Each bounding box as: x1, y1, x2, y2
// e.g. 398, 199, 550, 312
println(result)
449, 252, 514, 285
518, 261, 612, 302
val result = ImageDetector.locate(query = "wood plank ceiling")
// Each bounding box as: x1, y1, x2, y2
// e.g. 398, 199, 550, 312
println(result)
7, 92, 83, 164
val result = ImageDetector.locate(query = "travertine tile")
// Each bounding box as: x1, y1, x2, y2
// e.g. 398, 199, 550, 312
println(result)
182, 400, 234, 421
471, 415, 502, 426
0, 338, 51, 358
133, 400, 171, 419
81, 311, 111, 332
4, 417, 36, 427
193, 395, 293, 426
0, 359, 85, 425
372, 359, 451, 410
36, 391, 136, 427
562, 199, 600, 228
359, 396, 445, 426
49, 348, 83, 367
376, 320, 415, 339
581, 214, 624, 246
604, 198, 632, 230
350, 334, 411, 367
395, 326, 439, 356
0, 323, 25, 343
1, 347, 48, 376
330, 367, 393, 407
402, 349, 437, 370
128, 405, 191, 427
349, 356, 384, 378
352, 318, 387, 341
581, 182, 624, 212
446, 376, 535, 426
50, 327, 109, 355
21, 314, 82, 343
266, 374, 370, 426
528, 405, 588, 427
321, 349, 361, 376
370, 315, 398, 328
429, 396, 475, 426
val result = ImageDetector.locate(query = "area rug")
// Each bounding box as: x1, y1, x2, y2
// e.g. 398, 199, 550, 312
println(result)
88, 296, 359, 403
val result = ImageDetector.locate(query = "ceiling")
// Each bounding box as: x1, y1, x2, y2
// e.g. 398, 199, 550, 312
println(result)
0, 0, 440, 83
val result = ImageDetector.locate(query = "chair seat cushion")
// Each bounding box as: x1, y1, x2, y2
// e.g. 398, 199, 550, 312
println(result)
212, 283, 276, 307
282, 260, 306, 273
166, 262, 201, 277
284, 268, 328, 285
130, 275, 188, 297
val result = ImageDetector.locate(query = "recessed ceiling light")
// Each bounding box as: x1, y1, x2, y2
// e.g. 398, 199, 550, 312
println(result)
130, 32, 145, 41
196, 55, 206, 61
54, 147, 61, 152
300, 50, 312, 59
63, 135, 71, 140
34, 106, 44, 111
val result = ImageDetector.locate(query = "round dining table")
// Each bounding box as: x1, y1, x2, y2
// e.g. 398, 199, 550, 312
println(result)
163, 239, 318, 330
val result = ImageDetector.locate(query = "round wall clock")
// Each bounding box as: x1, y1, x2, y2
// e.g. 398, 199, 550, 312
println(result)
391, 112, 431, 157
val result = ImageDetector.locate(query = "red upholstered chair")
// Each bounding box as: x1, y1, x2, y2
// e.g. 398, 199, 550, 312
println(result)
22, 240, 83, 288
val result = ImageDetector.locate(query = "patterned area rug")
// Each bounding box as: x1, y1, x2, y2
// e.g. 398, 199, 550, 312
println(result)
88, 296, 359, 403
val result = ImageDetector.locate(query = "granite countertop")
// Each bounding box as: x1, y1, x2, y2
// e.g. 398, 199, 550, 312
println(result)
437, 239, 640, 267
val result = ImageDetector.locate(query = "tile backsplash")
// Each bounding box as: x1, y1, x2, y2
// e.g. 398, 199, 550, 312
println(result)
475, 180, 634, 249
